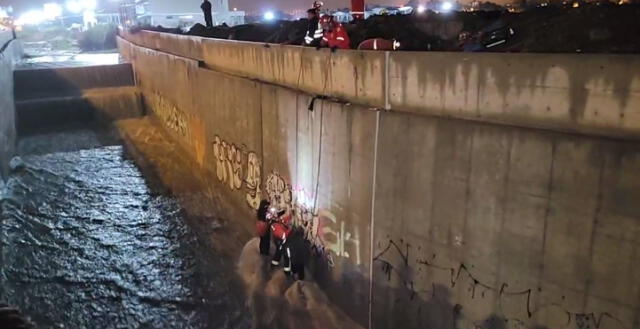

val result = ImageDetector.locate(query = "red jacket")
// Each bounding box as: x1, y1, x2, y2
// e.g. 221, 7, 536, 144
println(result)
271, 214, 292, 240
322, 23, 350, 49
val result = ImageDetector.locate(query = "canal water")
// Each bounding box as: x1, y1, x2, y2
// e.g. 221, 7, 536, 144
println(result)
0, 127, 250, 329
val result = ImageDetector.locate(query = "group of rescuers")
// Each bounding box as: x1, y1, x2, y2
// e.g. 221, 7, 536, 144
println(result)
256, 199, 310, 281
201, 0, 399, 51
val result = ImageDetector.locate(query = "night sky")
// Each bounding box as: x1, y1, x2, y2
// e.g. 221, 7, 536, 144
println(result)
0, 0, 386, 15
0, 0, 487, 15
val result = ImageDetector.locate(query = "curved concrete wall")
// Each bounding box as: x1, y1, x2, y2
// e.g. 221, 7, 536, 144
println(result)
118, 31, 640, 329
120, 29, 640, 140
0, 31, 22, 184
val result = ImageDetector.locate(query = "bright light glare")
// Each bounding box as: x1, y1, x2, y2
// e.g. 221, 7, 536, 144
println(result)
441, 1, 453, 11
417, 5, 426, 13
66, 0, 83, 13
44, 3, 63, 20
16, 10, 46, 25
83, 9, 97, 26
80, 0, 97, 10
263, 11, 275, 20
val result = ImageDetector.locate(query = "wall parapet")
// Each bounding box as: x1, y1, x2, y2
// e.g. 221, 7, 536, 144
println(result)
119, 30, 640, 140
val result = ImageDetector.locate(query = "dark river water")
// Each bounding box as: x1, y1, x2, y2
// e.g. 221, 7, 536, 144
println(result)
0, 130, 250, 329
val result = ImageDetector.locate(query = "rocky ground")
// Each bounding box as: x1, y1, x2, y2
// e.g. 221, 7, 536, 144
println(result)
139, 3, 640, 53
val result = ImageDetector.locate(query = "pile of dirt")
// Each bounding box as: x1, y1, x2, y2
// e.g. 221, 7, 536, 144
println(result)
138, 3, 640, 53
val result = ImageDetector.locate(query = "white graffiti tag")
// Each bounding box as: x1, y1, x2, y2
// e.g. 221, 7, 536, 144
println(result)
245, 152, 262, 210
265, 172, 292, 211
151, 93, 188, 137
213, 136, 243, 190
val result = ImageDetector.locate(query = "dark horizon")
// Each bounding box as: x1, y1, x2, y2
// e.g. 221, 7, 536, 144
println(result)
0, 0, 495, 16
0, 0, 353, 15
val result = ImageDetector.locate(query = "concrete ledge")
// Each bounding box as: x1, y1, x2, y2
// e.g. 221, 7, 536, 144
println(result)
388, 51, 640, 139
119, 30, 640, 140
200, 38, 386, 108
16, 87, 144, 135
119, 29, 203, 61
14, 63, 135, 101
118, 33, 386, 108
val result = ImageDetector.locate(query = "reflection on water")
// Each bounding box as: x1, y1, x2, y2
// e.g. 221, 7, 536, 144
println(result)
0, 142, 249, 328
19, 52, 121, 69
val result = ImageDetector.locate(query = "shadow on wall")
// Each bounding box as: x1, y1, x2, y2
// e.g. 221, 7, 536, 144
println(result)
15, 90, 143, 136
13, 64, 134, 101
237, 238, 539, 329
393, 52, 640, 121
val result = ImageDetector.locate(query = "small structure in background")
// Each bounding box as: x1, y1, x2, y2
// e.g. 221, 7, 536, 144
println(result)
131, 0, 245, 28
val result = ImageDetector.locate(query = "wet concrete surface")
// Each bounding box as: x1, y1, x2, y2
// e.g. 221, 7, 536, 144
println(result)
0, 124, 251, 329
18, 42, 121, 69
18, 52, 122, 69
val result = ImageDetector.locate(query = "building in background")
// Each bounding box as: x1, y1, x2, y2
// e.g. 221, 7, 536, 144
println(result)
133, 0, 244, 28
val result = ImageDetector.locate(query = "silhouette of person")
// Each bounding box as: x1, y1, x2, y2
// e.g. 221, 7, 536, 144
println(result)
201, 0, 213, 28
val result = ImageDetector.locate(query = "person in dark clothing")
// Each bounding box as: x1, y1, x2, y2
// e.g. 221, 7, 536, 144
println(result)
256, 200, 271, 255
285, 227, 309, 280
270, 210, 291, 268
201, 0, 213, 28
303, 8, 323, 47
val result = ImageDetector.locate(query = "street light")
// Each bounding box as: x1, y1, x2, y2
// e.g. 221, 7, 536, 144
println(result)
417, 5, 426, 13
43, 3, 63, 20
441, 1, 453, 11
263, 11, 275, 21
66, 0, 83, 13
16, 10, 46, 25
79, 0, 97, 10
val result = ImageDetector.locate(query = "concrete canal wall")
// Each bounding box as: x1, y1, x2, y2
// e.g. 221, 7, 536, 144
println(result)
0, 30, 22, 184
118, 30, 640, 329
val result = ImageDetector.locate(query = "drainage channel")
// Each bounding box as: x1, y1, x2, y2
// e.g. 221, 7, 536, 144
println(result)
0, 124, 250, 329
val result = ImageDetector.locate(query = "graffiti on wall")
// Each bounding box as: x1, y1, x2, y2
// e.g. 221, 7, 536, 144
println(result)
245, 152, 262, 210
373, 238, 628, 329
213, 135, 245, 190
265, 172, 292, 211
150, 111, 363, 269
205, 134, 262, 210
149, 92, 188, 137
263, 172, 362, 268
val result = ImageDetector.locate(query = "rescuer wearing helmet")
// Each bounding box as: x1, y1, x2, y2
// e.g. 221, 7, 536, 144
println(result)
304, 8, 324, 47
320, 15, 351, 50
313, 1, 324, 12
270, 208, 293, 274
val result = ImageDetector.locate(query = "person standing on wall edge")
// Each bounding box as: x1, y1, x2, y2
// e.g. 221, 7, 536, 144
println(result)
303, 8, 323, 47
201, 0, 213, 28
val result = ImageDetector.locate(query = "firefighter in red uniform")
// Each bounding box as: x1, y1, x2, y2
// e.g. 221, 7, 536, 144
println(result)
270, 208, 293, 274
320, 15, 351, 50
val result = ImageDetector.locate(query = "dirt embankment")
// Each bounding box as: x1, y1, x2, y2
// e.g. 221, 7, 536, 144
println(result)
139, 3, 640, 53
